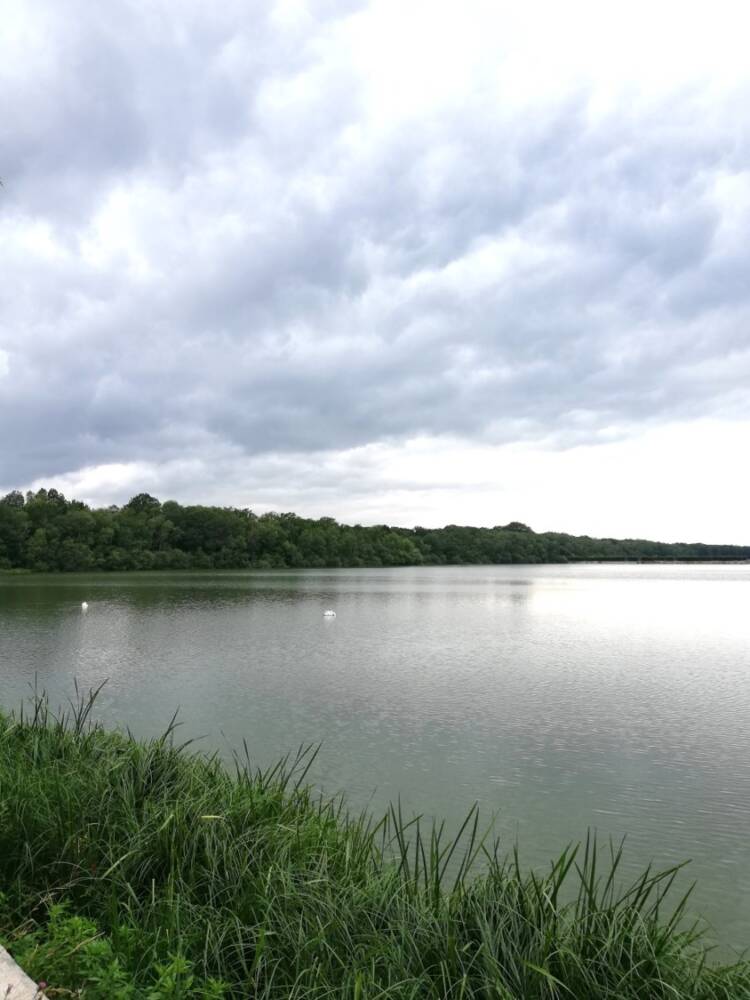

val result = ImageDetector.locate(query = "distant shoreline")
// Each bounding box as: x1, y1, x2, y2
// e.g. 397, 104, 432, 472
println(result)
2, 489, 749, 572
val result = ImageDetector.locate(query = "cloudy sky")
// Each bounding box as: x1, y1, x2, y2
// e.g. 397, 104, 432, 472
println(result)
1, 0, 749, 542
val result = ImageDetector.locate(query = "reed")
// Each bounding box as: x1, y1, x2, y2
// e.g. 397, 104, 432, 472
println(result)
0, 688, 747, 998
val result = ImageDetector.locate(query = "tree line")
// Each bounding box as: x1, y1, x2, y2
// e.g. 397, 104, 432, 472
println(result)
0, 488, 748, 572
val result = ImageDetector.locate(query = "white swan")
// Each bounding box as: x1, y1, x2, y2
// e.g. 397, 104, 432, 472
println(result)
323, 609, 336, 617
81, 601, 89, 611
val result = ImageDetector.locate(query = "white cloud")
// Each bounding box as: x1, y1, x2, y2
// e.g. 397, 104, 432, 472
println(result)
1, 0, 749, 540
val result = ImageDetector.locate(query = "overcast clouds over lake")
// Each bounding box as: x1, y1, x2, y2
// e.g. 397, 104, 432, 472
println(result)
1, 0, 749, 541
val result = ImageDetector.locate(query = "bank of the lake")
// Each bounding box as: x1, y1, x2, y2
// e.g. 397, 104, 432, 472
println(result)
3, 488, 750, 572
1, 695, 749, 999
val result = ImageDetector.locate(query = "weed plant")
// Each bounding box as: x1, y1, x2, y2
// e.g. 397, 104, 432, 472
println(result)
0, 688, 748, 998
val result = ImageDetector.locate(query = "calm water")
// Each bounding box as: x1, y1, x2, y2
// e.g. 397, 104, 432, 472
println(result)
1, 565, 749, 952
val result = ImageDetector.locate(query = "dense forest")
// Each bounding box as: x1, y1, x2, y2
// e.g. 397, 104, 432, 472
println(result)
0, 488, 748, 571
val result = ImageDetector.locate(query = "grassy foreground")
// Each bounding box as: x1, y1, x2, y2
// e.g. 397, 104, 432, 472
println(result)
1, 694, 748, 998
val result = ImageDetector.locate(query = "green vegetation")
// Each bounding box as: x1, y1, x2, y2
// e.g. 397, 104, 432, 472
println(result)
1, 488, 748, 571
1, 692, 749, 998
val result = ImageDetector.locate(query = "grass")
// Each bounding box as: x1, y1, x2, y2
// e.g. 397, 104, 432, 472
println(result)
0, 688, 748, 998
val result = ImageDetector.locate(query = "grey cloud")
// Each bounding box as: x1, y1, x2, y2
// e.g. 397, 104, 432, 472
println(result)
1, 0, 750, 496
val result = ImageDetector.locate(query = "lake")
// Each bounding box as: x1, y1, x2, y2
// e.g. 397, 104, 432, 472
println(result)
1, 564, 749, 953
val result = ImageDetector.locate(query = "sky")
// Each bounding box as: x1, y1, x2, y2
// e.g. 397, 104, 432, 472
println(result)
1, 0, 749, 542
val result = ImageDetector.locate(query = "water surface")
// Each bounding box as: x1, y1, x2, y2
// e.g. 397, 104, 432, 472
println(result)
1, 564, 749, 952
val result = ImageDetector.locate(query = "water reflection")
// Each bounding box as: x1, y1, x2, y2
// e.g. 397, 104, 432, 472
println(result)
1, 564, 749, 953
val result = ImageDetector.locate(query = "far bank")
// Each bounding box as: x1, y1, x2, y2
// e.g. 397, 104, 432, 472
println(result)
2, 488, 749, 572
